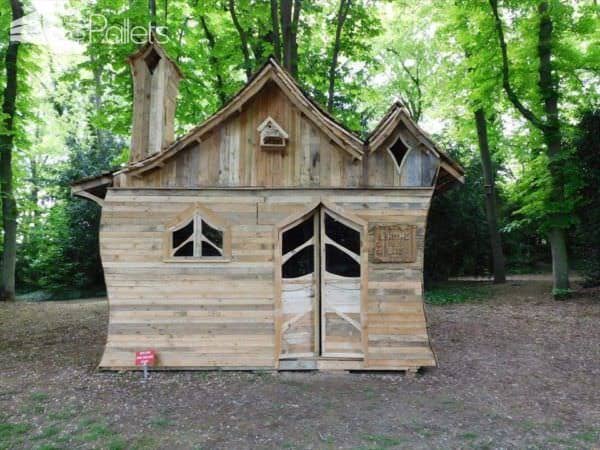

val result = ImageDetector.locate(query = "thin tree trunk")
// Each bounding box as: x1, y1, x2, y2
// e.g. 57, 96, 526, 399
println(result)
290, 0, 301, 77
200, 15, 228, 106
228, 0, 252, 80
270, 0, 281, 62
400, 60, 422, 122
279, 0, 301, 76
489, 0, 569, 294
0, 0, 23, 302
149, 0, 157, 30
91, 58, 106, 151
548, 227, 569, 293
327, 0, 351, 112
280, 0, 293, 72
474, 108, 506, 283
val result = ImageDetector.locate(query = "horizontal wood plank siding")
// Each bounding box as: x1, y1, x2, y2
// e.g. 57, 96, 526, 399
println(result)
99, 188, 435, 370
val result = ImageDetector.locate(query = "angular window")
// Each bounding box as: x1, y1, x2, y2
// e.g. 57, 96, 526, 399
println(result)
144, 47, 161, 74
169, 214, 225, 259
282, 216, 315, 278
388, 137, 410, 171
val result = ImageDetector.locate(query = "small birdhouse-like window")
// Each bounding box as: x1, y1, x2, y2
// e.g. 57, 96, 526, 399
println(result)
144, 47, 161, 74
258, 117, 289, 149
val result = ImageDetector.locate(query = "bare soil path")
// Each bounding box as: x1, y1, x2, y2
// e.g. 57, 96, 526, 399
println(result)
1, 281, 598, 449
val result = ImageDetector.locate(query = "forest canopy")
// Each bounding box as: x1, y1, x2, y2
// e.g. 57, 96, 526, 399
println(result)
0, 0, 598, 300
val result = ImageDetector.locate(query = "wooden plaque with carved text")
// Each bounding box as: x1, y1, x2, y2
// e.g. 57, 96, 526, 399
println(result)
372, 224, 417, 263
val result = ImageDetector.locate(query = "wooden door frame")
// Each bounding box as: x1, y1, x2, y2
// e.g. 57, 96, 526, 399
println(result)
273, 200, 368, 368
320, 207, 364, 359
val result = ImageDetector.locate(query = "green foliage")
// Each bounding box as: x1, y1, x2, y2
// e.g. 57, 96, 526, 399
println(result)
425, 283, 493, 305
425, 147, 493, 281
572, 110, 600, 287
0, 0, 598, 296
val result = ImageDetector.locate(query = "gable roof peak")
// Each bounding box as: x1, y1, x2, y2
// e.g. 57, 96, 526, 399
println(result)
127, 31, 184, 78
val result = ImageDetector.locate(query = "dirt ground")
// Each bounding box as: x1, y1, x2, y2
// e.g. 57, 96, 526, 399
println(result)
1, 281, 599, 450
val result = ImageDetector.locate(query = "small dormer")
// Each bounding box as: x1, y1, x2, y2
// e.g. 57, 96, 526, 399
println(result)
128, 35, 183, 163
258, 117, 289, 149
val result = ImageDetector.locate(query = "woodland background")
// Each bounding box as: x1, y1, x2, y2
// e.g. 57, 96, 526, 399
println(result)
0, 0, 598, 301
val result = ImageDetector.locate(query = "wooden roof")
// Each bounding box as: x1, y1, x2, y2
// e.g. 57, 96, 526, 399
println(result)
368, 102, 465, 184
101, 46, 463, 185
121, 57, 365, 176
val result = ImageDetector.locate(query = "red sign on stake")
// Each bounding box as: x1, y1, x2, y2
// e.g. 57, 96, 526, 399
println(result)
135, 350, 156, 366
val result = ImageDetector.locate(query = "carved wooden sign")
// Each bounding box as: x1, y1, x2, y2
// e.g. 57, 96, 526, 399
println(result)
372, 224, 417, 263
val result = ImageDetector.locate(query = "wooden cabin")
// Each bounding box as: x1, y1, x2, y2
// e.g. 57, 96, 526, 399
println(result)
72, 39, 464, 371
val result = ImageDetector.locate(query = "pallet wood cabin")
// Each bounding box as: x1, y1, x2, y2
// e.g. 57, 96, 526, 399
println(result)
72, 40, 464, 371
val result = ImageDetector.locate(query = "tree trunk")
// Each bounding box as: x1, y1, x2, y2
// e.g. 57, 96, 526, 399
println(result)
537, 1, 569, 293
200, 15, 228, 106
548, 228, 569, 293
327, 0, 350, 112
290, 0, 301, 77
270, 0, 282, 61
474, 109, 506, 283
280, 0, 301, 76
149, 0, 157, 30
490, 0, 570, 294
280, 0, 293, 72
0, 0, 23, 302
228, 0, 253, 80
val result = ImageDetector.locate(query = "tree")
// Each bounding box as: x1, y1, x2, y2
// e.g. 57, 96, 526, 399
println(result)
432, 0, 507, 283
474, 108, 506, 283
0, 0, 24, 301
489, 0, 576, 295
279, 0, 302, 76
228, 0, 253, 80
327, 0, 351, 112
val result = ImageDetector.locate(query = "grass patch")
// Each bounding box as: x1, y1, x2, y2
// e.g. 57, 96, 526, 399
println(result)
361, 434, 404, 449
0, 422, 31, 439
106, 436, 127, 450
76, 421, 112, 442
149, 416, 173, 429
425, 282, 493, 305
130, 436, 159, 449
47, 408, 77, 421
32, 425, 60, 441
575, 430, 599, 443
17, 288, 106, 302
29, 392, 49, 403
460, 432, 478, 440
0, 422, 31, 449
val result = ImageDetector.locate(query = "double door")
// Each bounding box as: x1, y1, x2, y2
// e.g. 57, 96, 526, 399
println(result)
279, 208, 363, 360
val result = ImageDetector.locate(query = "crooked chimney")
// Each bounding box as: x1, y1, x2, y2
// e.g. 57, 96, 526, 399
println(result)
128, 37, 182, 162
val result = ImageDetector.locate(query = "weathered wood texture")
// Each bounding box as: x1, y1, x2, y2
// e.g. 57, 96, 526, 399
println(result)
130, 45, 181, 162
99, 189, 436, 370
116, 82, 440, 190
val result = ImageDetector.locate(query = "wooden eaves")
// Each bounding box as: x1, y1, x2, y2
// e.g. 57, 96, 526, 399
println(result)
70, 172, 114, 206
367, 102, 465, 186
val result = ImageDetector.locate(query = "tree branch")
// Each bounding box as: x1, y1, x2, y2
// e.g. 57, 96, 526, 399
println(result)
488, 0, 548, 132
200, 15, 228, 105
228, 0, 252, 80
270, 0, 281, 61
327, 0, 351, 112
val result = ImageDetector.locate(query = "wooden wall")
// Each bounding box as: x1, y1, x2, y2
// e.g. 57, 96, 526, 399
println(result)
117, 81, 438, 190
99, 188, 436, 370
